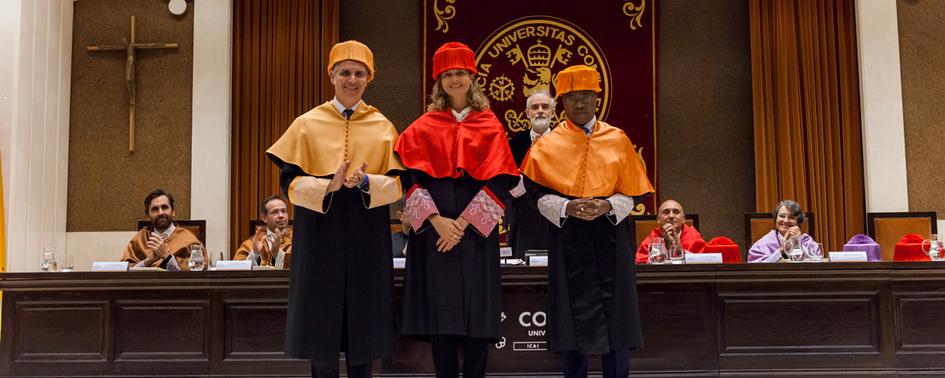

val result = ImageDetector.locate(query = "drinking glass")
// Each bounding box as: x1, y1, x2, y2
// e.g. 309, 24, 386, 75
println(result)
648, 237, 667, 264
805, 243, 824, 262
41, 248, 58, 272
788, 248, 805, 262
59, 254, 75, 272
188, 244, 205, 271
668, 245, 685, 264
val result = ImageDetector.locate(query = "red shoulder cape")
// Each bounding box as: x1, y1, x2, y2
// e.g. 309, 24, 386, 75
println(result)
395, 109, 518, 180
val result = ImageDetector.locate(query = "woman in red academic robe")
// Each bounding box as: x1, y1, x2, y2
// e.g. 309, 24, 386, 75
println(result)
395, 42, 519, 378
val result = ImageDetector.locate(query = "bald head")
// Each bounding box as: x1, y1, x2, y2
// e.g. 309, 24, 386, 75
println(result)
657, 200, 686, 233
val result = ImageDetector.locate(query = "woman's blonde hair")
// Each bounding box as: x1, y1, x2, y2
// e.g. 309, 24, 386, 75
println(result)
427, 76, 490, 112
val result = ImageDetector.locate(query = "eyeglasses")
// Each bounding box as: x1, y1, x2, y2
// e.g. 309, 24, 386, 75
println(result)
335, 69, 369, 79
563, 93, 596, 106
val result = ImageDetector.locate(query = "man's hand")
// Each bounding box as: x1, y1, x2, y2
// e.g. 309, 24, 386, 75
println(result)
327, 161, 351, 193
567, 198, 611, 221
566, 198, 597, 221
429, 215, 463, 252
270, 227, 286, 252
251, 227, 266, 254
145, 232, 169, 264
661, 222, 679, 247
344, 162, 368, 188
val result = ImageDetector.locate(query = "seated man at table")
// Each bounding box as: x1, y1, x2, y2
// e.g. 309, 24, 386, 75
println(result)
635, 200, 706, 264
234, 195, 293, 268
748, 199, 819, 263
121, 189, 205, 271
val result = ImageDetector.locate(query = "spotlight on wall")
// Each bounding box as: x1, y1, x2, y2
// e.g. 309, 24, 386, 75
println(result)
168, 0, 187, 16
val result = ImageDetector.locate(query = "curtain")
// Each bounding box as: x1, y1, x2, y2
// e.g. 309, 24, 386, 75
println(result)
749, 0, 865, 251
230, 0, 338, 253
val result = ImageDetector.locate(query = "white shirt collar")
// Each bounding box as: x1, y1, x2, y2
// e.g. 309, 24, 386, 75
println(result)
158, 223, 176, 238
581, 116, 597, 135
331, 97, 362, 116
451, 106, 472, 122
529, 127, 550, 142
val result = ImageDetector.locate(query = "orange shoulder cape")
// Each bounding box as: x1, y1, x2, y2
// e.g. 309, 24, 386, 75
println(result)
266, 101, 404, 177
521, 119, 654, 198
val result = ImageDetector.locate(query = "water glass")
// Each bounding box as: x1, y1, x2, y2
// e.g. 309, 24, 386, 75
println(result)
787, 248, 805, 262
668, 245, 685, 264
40, 248, 58, 272
648, 237, 667, 264
805, 243, 824, 262
188, 244, 205, 271
59, 254, 75, 272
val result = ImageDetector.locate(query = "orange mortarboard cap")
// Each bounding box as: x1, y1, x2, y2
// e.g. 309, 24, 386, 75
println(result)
432, 42, 477, 80
327, 40, 375, 82
554, 65, 602, 98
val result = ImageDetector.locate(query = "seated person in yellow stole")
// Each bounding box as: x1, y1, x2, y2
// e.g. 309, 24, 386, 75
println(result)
121, 189, 206, 271
234, 195, 293, 268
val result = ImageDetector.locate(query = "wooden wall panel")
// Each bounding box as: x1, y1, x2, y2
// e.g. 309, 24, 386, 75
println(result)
13, 302, 107, 361
68, 0, 194, 231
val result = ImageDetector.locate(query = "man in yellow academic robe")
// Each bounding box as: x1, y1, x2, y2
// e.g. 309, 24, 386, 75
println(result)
266, 40, 404, 378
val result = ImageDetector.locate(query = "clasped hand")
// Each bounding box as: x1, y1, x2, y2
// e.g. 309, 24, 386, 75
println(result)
429, 215, 469, 253
145, 232, 169, 264
327, 161, 369, 193
566, 198, 612, 221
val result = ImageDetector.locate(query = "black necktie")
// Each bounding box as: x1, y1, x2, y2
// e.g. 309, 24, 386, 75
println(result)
343, 109, 354, 120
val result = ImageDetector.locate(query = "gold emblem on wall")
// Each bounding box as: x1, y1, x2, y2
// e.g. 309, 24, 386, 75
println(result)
474, 17, 610, 133
433, 0, 457, 33
622, 0, 647, 31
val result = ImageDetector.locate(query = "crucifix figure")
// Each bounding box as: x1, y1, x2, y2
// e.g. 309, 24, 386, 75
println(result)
87, 16, 178, 152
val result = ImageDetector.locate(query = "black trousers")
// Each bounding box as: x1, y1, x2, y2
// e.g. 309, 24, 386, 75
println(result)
311, 361, 371, 378
562, 348, 630, 378
430, 335, 490, 378
311, 291, 374, 378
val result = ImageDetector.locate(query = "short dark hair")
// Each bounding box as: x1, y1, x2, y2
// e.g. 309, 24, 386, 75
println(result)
773, 199, 805, 225
144, 189, 175, 214
259, 195, 287, 215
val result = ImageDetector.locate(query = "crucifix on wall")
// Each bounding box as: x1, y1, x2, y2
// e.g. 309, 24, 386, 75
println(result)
87, 16, 178, 153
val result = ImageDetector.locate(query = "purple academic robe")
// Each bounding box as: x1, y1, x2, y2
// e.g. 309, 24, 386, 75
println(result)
748, 229, 817, 263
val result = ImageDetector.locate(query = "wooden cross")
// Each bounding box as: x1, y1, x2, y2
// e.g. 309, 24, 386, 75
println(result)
87, 16, 178, 152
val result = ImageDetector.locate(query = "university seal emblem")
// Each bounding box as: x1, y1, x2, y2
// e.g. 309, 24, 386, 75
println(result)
474, 16, 611, 134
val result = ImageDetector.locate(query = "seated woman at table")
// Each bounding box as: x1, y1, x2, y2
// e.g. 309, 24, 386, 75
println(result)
748, 199, 819, 263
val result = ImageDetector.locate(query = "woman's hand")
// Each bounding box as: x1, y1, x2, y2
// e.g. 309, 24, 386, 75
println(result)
429, 215, 463, 252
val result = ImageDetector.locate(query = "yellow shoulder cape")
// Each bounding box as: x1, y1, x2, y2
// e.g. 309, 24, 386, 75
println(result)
266, 101, 404, 177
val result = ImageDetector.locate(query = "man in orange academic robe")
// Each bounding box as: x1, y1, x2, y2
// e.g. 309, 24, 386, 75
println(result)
521, 65, 655, 378
121, 189, 205, 271
233, 195, 293, 268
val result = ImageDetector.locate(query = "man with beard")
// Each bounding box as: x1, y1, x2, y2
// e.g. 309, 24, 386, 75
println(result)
521, 65, 654, 378
507, 91, 555, 257
121, 189, 206, 271
634, 200, 706, 264
234, 195, 293, 268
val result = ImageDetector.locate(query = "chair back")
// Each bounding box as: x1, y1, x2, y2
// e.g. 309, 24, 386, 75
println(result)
744, 212, 815, 251
628, 214, 699, 251
866, 212, 937, 261
136, 220, 207, 247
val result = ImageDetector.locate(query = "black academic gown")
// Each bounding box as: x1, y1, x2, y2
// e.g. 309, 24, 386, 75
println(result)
508, 132, 550, 257
273, 159, 395, 370
523, 176, 643, 355
401, 170, 514, 341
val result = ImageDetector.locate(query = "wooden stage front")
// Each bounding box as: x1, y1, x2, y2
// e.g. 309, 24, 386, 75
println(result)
2, 263, 944, 377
